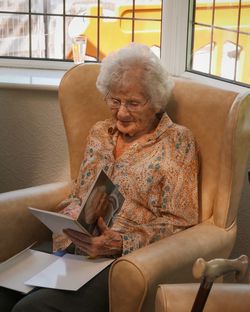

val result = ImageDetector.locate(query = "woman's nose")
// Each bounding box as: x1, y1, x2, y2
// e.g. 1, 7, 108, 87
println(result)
117, 103, 130, 116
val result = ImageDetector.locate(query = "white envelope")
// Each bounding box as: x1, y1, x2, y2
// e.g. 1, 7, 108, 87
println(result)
0, 247, 58, 293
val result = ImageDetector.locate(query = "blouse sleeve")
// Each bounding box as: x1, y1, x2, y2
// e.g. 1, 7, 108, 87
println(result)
120, 130, 199, 256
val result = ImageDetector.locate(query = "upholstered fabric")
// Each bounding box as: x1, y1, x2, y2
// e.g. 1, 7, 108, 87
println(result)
168, 81, 250, 228
0, 63, 249, 312
58, 64, 111, 179
155, 283, 250, 312
59, 64, 250, 229
0, 181, 70, 261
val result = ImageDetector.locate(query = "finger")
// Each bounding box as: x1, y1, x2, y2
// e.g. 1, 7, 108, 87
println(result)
97, 217, 108, 234
70, 237, 101, 258
63, 229, 92, 243
64, 233, 93, 252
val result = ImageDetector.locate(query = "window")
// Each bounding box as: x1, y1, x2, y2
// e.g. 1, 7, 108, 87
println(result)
0, 0, 163, 64
1, 0, 249, 91
187, 0, 250, 87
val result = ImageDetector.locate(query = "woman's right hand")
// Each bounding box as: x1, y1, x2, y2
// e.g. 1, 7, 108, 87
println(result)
63, 217, 123, 258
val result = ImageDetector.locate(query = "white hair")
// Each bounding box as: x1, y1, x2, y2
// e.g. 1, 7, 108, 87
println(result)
96, 43, 173, 111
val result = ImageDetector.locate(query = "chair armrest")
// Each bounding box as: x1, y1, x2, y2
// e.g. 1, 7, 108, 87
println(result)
155, 283, 250, 312
109, 221, 236, 312
0, 181, 71, 261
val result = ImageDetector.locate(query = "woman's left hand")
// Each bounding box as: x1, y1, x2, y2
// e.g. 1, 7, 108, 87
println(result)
63, 217, 123, 258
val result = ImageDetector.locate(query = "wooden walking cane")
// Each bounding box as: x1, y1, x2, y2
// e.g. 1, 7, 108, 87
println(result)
190, 255, 249, 312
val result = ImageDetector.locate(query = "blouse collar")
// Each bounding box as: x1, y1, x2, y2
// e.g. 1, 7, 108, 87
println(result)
107, 112, 174, 143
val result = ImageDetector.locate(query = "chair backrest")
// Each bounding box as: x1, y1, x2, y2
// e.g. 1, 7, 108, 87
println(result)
59, 63, 111, 179
59, 63, 250, 229
168, 79, 250, 228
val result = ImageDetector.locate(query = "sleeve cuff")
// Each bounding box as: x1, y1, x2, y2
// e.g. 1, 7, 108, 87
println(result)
121, 233, 140, 256
52, 233, 72, 252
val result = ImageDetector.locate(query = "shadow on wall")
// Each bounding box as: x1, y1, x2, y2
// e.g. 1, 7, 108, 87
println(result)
0, 88, 70, 193
226, 159, 250, 283
230, 161, 250, 259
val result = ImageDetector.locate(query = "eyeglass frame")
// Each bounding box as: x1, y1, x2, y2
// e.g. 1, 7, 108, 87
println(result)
104, 91, 150, 112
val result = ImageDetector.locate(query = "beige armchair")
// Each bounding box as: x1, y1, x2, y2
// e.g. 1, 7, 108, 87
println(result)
155, 283, 250, 312
0, 64, 250, 312
155, 255, 250, 311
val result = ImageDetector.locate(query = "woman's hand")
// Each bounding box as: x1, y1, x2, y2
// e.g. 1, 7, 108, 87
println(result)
63, 217, 123, 258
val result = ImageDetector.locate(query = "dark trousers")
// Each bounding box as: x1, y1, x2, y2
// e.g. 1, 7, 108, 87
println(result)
0, 242, 110, 312
0, 265, 110, 312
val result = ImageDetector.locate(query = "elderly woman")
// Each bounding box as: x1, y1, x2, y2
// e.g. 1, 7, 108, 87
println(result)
1, 43, 199, 312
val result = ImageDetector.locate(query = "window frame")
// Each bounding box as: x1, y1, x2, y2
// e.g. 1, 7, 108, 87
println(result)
163, 0, 249, 93
0, 0, 163, 69
0, 0, 249, 93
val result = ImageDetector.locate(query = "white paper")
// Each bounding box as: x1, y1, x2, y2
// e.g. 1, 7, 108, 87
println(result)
25, 254, 114, 291
0, 248, 58, 293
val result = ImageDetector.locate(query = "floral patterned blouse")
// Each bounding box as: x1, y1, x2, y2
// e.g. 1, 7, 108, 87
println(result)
53, 113, 199, 256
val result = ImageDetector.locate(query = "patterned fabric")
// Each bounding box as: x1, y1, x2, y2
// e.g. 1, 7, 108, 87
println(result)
53, 113, 199, 256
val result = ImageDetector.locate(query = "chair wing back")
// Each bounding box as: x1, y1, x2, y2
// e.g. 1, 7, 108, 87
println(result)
59, 63, 250, 229
59, 63, 110, 180
168, 79, 250, 228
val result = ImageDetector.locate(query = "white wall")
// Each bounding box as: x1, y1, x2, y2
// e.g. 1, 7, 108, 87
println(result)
0, 86, 249, 263
0, 87, 70, 192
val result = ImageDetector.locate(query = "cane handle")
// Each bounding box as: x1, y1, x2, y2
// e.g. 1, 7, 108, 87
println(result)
192, 255, 248, 282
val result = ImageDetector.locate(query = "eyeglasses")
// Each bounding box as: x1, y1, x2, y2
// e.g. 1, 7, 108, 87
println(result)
104, 92, 149, 112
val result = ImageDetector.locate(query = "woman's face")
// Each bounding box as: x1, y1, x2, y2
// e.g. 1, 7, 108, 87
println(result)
108, 78, 159, 138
